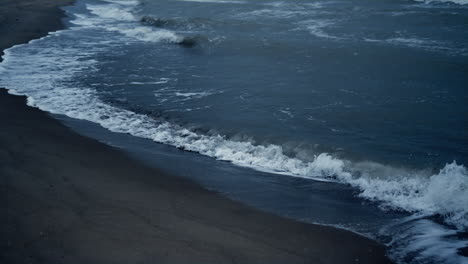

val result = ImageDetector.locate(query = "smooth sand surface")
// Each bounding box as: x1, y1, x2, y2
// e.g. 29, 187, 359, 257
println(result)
0, 1, 393, 263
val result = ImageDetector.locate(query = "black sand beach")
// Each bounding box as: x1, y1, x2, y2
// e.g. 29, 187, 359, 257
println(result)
0, 1, 393, 263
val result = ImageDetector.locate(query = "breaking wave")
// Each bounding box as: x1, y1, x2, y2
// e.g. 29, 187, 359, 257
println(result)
73, 2, 197, 45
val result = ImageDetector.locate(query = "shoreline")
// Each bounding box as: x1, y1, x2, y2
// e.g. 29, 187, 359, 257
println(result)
0, 0, 393, 263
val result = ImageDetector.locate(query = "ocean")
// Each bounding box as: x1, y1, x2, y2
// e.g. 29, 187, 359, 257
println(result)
0, 0, 467, 263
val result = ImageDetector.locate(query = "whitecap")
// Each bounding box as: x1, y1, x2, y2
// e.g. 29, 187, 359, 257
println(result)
81, 3, 186, 44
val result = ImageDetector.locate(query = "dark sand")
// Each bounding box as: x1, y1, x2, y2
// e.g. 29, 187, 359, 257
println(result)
0, 1, 393, 263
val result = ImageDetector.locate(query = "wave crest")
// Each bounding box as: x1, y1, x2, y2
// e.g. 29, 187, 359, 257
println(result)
348, 162, 468, 229
79, 3, 195, 45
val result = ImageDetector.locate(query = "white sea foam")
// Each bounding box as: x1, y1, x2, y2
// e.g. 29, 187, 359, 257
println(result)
70, 13, 102, 27
103, 0, 139, 5
384, 217, 468, 264
108, 25, 184, 43
363, 36, 464, 55
71, 2, 186, 44
348, 161, 468, 229
130, 79, 170, 85
415, 0, 468, 4
387, 37, 451, 51
177, 0, 245, 3
297, 19, 340, 39
237, 9, 309, 19
87, 4, 135, 21
264, 1, 289, 8
279, 108, 294, 118
174, 91, 214, 98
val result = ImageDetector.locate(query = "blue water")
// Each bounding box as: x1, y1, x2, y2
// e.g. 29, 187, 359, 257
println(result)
0, 0, 467, 263
123, 0, 468, 168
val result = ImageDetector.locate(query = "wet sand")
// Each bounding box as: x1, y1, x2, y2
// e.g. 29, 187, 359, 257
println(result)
0, 1, 392, 263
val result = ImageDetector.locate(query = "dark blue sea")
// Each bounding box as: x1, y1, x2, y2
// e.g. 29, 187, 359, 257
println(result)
1, 0, 467, 263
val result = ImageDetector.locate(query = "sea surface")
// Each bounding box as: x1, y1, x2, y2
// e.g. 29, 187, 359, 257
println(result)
1, 0, 467, 263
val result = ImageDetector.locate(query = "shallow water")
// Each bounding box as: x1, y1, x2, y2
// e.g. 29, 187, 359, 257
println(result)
0, 0, 467, 263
